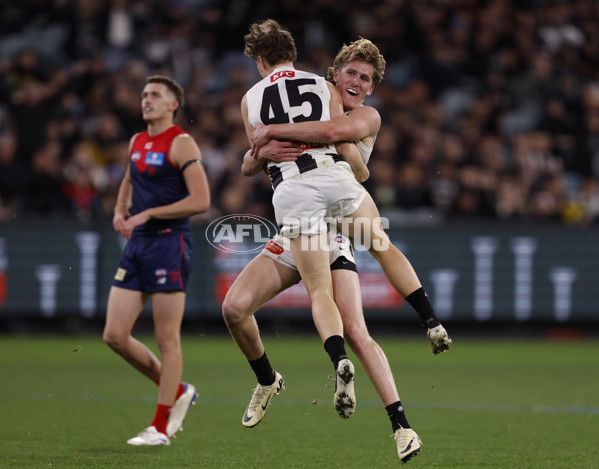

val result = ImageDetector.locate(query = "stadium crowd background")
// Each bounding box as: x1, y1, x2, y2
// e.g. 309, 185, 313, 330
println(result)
1, 0, 599, 228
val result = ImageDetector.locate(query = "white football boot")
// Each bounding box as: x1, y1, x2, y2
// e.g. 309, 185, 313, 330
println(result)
427, 324, 453, 355
393, 427, 422, 463
242, 372, 285, 428
126, 426, 170, 446
334, 358, 356, 419
167, 383, 198, 438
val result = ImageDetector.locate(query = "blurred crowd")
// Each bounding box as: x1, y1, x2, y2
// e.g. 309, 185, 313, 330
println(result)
1, 0, 599, 227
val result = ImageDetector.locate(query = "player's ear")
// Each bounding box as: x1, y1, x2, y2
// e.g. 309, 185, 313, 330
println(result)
333, 69, 340, 83
366, 85, 374, 97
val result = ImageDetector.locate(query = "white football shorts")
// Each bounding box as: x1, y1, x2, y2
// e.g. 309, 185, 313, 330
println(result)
272, 163, 367, 238
261, 231, 356, 271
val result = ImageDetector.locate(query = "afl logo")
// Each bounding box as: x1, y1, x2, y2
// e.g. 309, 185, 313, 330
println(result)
205, 214, 278, 254
131, 151, 141, 161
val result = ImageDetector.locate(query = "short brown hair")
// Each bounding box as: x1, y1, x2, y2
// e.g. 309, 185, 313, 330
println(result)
326, 38, 386, 87
243, 19, 297, 67
146, 75, 184, 117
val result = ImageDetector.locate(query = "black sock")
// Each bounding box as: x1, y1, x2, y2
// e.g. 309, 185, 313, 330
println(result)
249, 352, 276, 386
405, 287, 440, 328
385, 401, 411, 432
323, 335, 347, 370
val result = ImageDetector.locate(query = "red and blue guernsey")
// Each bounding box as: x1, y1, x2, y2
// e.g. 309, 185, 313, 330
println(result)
129, 125, 189, 234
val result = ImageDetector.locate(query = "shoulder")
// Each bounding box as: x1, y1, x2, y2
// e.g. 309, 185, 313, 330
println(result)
171, 133, 201, 160
295, 69, 326, 84
172, 132, 192, 142
128, 132, 142, 151
349, 105, 379, 117
172, 132, 197, 148
349, 105, 380, 124
130, 131, 143, 143
163, 126, 187, 146
246, 77, 266, 94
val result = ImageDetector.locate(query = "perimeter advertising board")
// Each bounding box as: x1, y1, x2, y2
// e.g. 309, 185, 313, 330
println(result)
0, 221, 597, 323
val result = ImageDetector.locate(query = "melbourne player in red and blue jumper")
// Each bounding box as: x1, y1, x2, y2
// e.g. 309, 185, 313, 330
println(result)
103, 76, 210, 446
115, 125, 193, 293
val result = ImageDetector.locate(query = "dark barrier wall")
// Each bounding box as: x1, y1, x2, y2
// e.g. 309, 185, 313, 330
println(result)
1, 220, 598, 324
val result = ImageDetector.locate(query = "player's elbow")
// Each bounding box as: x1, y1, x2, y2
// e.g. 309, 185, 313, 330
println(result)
320, 126, 342, 143
191, 194, 211, 214
197, 198, 211, 214
241, 161, 263, 177
355, 166, 369, 183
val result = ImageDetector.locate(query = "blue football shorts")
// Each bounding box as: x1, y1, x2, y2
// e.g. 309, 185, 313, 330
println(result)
112, 231, 193, 293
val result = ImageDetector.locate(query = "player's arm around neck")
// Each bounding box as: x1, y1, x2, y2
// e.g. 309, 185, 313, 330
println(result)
329, 84, 369, 182
250, 86, 379, 147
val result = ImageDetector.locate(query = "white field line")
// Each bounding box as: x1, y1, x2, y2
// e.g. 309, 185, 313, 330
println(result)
5, 393, 599, 415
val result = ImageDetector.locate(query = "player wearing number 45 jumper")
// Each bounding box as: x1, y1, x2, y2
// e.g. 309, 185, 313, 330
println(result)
241, 19, 369, 423
103, 75, 210, 446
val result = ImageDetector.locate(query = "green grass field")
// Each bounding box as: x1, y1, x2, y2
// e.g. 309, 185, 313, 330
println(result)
1, 333, 598, 468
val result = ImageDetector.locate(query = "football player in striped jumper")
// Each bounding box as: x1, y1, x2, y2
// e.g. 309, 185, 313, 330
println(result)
233, 37, 452, 463
240, 19, 368, 425
103, 75, 210, 446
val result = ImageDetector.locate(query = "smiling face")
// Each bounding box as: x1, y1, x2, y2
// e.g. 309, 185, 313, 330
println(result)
141, 83, 178, 123
333, 61, 375, 111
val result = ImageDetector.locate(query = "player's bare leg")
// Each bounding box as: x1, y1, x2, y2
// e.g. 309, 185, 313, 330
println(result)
223, 254, 297, 427
104, 287, 179, 444
291, 234, 356, 418
151, 291, 196, 439
341, 194, 421, 297
339, 192, 452, 355
152, 292, 185, 408
103, 287, 161, 381
290, 234, 343, 341
332, 268, 422, 461
332, 269, 399, 406
223, 254, 300, 361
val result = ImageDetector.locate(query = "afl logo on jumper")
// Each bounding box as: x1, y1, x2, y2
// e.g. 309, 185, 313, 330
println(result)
131, 151, 142, 162
145, 152, 165, 165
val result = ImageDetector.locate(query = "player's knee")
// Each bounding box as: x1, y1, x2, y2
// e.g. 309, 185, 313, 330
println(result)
344, 322, 370, 353
222, 292, 249, 325
154, 334, 181, 355
103, 328, 126, 352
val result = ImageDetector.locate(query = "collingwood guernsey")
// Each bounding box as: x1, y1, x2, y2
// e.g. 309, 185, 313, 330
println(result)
245, 66, 347, 189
